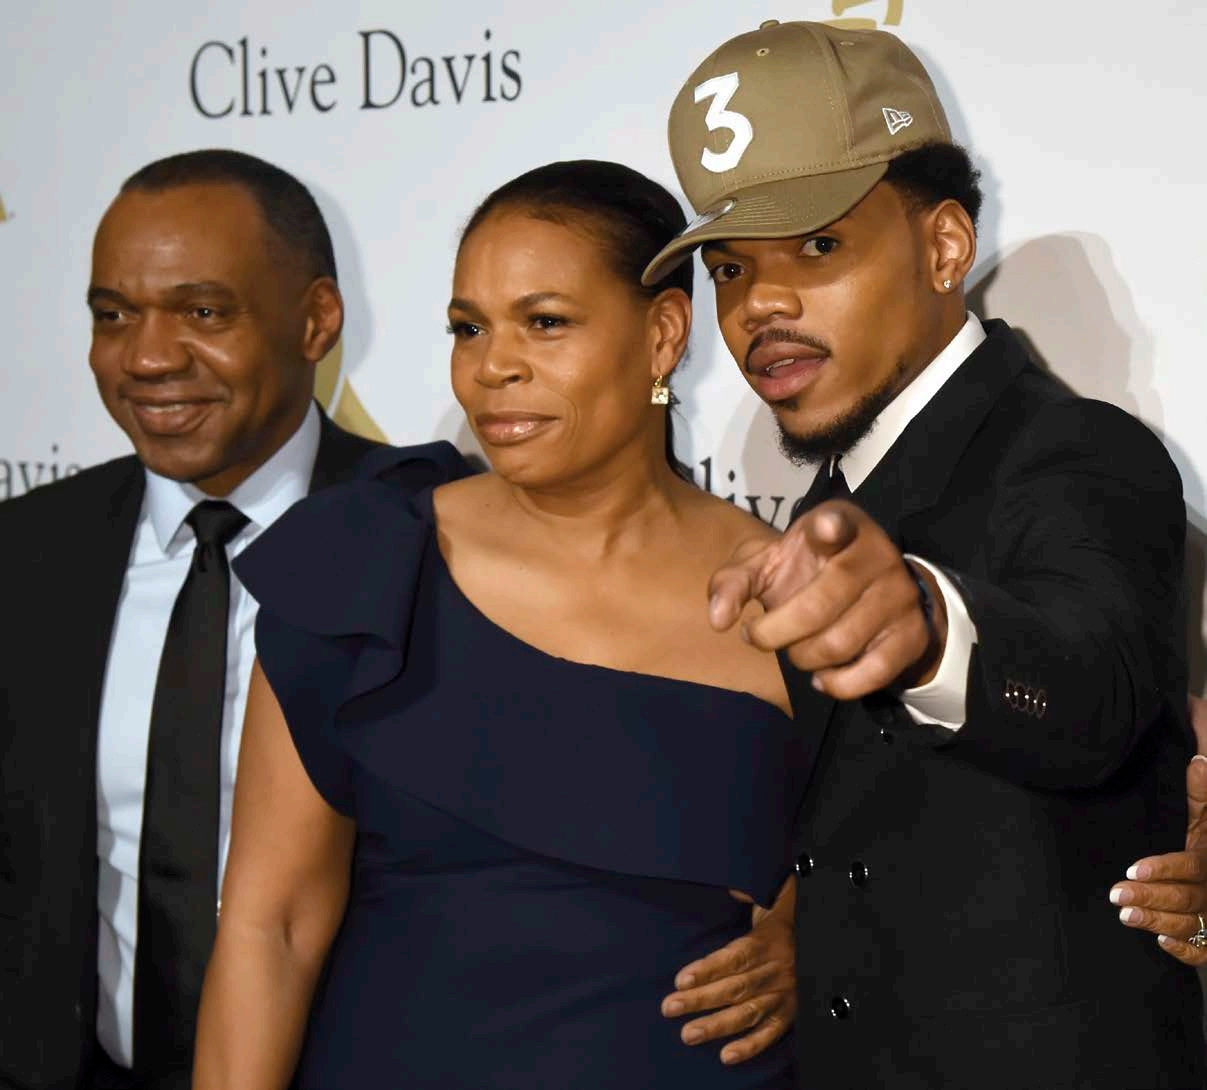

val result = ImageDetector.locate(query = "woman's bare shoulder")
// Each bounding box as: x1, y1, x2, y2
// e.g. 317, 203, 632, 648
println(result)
683, 485, 780, 551
430, 473, 510, 548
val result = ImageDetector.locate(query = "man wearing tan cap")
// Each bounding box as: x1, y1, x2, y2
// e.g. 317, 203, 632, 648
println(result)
646, 19, 1207, 1087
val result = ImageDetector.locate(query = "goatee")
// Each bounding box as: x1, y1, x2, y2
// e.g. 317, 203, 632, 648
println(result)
774, 360, 907, 466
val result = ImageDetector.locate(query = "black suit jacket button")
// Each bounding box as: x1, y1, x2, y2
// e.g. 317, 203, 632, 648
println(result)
848, 861, 869, 887
830, 995, 852, 1019
880, 727, 895, 744
795, 852, 814, 876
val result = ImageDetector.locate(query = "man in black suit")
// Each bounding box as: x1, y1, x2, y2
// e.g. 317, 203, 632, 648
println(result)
0, 150, 379, 1090
643, 20, 1206, 1088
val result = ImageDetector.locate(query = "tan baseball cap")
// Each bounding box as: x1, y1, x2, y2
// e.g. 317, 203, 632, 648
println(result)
642, 20, 951, 286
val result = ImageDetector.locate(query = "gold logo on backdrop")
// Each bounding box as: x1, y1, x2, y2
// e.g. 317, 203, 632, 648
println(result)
826, 0, 904, 30
0, 195, 11, 222
315, 342, 389, 441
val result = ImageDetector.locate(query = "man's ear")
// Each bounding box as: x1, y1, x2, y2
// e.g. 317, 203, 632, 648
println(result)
302, 277, 345, 364
927, 199, 977, 295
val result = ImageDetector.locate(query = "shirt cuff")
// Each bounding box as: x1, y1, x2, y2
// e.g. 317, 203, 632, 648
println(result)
900, 557, 978, 731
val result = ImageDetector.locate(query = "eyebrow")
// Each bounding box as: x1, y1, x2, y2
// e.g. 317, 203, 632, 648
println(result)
512, 291, 574, 309
699, 241, 739, 259
86, 281, 238, 307
86, 286, 127, 306
447, 290, 576, 316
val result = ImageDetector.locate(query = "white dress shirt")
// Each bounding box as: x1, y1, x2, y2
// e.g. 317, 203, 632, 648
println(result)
95, 404, 320, 1066
839, 313, 986, 731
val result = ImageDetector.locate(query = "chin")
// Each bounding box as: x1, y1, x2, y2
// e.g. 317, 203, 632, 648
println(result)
134, 442, 225, 486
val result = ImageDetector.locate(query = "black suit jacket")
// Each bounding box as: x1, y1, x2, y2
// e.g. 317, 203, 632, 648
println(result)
786, 322, 1205, 1089
0, 413, 379, 1090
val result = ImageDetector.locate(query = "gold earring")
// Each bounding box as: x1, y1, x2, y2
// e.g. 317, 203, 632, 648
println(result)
942, 278, 953, 290
651, 374, 670, 405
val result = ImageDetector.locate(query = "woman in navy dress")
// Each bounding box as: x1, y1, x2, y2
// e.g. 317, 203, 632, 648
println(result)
194, 161, 806, 1089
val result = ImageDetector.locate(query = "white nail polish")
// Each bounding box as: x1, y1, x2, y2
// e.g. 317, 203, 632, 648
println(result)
1109, 887, 1123, 905
1119, 907, 1137, 924
1126, 864, 1140, 881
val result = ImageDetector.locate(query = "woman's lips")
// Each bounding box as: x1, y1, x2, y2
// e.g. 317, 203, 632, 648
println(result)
474, 412, 556, 446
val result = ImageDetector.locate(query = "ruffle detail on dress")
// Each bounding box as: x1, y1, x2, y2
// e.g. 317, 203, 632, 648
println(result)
236, 440, 471, 707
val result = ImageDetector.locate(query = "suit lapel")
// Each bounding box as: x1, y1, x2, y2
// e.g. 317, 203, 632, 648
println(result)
309, 408, 383, 493
853, 321, 1030, 543
69, 462, 146, 746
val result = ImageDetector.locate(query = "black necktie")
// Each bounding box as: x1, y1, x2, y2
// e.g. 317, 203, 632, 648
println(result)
133, 500, 248, 1081
791, 460, 851, 523
824, 461, 851, 500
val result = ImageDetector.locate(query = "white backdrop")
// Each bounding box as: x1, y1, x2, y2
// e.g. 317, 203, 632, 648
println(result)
4, 0, 1207, 673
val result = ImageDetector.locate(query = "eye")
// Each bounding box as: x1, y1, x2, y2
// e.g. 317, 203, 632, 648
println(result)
446, 320, 483, 338
530, 313, 567, 331
91, 307, 123, 324
800, 236, 838, 257
706, 262, 744, 285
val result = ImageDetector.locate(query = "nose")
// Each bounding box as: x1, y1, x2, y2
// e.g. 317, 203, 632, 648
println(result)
475, 329, 532, 389
740, 273, 803, 332
122, 310, 190, 379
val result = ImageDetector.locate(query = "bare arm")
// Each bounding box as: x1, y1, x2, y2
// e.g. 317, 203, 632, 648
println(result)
193, 660, 355, 1090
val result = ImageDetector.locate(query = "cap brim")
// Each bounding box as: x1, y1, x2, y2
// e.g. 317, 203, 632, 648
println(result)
641, 162, 889, 287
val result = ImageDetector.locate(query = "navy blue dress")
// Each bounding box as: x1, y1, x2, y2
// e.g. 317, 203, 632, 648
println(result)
236, 443, 805, 1089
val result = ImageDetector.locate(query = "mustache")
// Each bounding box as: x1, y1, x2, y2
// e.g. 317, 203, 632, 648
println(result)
744, 327, 832, 372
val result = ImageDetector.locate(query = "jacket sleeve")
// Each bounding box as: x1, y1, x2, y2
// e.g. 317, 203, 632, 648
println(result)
929, 397, 1187, 791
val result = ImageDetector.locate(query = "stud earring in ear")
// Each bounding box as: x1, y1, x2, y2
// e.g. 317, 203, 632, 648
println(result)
650, 374, 670, 406
943, 279, 953, 290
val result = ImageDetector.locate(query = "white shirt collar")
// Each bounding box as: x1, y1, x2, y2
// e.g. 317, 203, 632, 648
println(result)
840, 313, 986, 490
144, 402, 321, 554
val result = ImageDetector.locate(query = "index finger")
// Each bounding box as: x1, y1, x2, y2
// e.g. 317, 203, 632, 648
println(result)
800, 502, 859, 559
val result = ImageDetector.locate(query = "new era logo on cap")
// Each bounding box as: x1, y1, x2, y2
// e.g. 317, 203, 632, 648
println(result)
882, 107, 914, 135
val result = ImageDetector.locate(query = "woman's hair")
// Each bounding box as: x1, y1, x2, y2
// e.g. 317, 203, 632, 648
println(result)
459, 160, 693, 479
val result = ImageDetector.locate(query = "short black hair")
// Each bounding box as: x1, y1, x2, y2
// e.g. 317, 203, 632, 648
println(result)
460, 160, 693, 479
121, 149, 337, 282
883, 142, 983, 231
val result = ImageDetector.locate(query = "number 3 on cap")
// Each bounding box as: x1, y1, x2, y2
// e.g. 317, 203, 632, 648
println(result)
694, 73, 753, 173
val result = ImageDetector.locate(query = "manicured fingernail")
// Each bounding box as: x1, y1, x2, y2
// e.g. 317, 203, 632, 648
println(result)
1119, 907, 1139, 924
663, 998, 683, 1016
1110, 886, 1130, 905
721, 1049, 740, 1065
812, 676, 824, 691
682, 1027, 702, 1044
1193, 755, 1207, 764
1158, 934, 1175, 946
740, 624, 751, 644
708, 595, 724, 626
1126, 863, 1148, 881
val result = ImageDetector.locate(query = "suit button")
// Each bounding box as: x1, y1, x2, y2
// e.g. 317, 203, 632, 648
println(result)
795, 852, 814, 876
880, 727, 895, 744
848, 860, 869, 887
830, 995, 852, 1019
